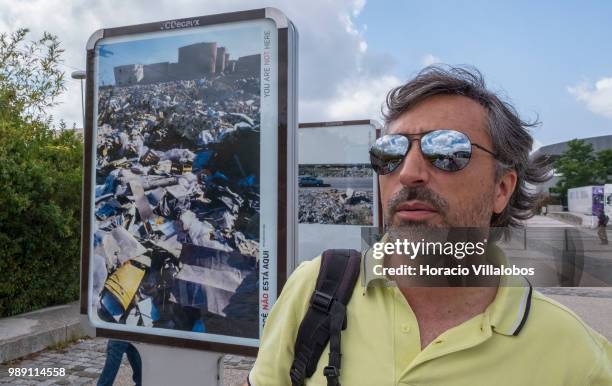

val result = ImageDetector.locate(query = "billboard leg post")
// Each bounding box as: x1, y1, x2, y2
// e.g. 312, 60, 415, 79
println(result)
132, 342, 224, 386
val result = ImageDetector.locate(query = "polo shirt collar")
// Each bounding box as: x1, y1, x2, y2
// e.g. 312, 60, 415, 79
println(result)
361, 233, 533, 337
488, 273, 533, 336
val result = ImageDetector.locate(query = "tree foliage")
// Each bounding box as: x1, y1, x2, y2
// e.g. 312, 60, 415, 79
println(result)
551, 139, 611, 204
0, 29, 82, 317
0, 28, 65, 122
597, 149, 612, 181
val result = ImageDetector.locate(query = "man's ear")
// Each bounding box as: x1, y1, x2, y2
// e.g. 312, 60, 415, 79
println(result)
493, 169, 518, 214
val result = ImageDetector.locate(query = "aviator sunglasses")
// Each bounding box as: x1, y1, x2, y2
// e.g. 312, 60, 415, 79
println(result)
370, 129, 497, 175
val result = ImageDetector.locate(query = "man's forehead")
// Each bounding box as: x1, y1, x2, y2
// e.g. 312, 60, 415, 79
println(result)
386, 94, 489, 138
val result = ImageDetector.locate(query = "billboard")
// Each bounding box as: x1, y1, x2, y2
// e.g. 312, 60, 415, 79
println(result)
81, 8, 298, 354
297, 120, 381, 265
568, 186, 604, 215
605, 184, 612, 217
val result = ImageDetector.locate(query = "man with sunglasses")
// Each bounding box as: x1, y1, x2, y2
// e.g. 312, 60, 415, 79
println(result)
247, 66, 612, 385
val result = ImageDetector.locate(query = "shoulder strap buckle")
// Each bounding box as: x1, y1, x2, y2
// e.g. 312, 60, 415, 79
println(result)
290, 249, 361, 385
323, 366, 340, 386
310, 290, 334, 314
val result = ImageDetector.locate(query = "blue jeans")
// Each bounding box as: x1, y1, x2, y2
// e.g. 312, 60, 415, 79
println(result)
97, 340, 142, 386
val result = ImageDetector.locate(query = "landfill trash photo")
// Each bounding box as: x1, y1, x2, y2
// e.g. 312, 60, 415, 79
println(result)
298, 164, 374, 225
91, 26, 263, 340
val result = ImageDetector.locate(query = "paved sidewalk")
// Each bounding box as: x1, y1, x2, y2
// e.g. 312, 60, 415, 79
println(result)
523, 214, 571, 227
0, 300, 255, 385
0, 338, 254, 385
0, 338, 110, 385
540, 287, 612, 341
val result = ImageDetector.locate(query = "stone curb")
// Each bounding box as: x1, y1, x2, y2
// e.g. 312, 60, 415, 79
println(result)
0, 302, 86, 364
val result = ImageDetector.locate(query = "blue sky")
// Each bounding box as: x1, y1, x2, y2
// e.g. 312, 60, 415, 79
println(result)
1, 0, 610, 149
355, 0, 612, 146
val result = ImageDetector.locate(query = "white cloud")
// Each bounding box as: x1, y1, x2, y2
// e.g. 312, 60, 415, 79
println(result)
0, 0, 397, 126
352, 0, 366, 16
530, 138, 544, 154
359, 41, 368, 53
314, 74, 401, 122
421, 53, 441, 67
568, 77, 612, 119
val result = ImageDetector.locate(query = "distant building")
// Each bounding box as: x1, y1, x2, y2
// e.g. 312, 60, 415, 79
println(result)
226, 60, 237, 73
215, 46, 226, 73
531, 134, 612, 195
235, 54, 260, 76
532, 134, 612, 161
178, 42, 217, 77
114, 64, 144, 86
112, 42, 260, 86
142, 62, 170, 83
168, 62, 182, 80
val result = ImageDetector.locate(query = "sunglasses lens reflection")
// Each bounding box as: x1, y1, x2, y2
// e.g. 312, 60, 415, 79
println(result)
421, 130, 472, 171
369, 130, 473, 174
370, 134, 409, 174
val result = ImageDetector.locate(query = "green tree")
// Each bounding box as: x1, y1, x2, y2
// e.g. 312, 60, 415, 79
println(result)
0, 29, 82, 317
596, 149, 612, 182
550, 139, 604, 205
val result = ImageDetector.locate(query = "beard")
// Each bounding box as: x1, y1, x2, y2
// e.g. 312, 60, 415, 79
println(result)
385, 185, 494, 239
383, 185, 496, 286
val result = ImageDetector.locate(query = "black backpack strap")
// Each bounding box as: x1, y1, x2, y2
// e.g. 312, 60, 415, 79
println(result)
324, 301, 346, 386
290, 249, 361, 386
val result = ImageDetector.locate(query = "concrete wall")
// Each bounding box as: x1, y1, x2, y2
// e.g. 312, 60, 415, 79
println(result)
167, 62, 181, 81
235, 54, 260, 76
114, 64, 144, 86
113, 41, 244, 84
226, 60, 236, 73
216, 47, 226, 73
143, 62, 170, 83
178, 42, 217, 76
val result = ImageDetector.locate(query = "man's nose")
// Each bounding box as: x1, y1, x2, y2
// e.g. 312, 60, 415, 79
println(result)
396, 141, 431, 187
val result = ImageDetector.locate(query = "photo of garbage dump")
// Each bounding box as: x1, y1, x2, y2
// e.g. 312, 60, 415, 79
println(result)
298, 164, 374, 225
90, 26, 265, 341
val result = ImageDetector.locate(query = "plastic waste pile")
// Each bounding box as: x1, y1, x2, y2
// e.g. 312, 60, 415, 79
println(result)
93, 74, 261, 338
299, 188, 373, 225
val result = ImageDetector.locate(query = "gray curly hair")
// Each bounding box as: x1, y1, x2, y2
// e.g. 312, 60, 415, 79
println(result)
382, 65, 551, 230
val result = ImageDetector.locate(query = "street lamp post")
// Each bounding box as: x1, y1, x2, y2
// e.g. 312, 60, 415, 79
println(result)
71, 70, 86, 130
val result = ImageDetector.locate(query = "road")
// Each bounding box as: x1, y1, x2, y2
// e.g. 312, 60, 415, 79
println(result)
300, 177, 373, 191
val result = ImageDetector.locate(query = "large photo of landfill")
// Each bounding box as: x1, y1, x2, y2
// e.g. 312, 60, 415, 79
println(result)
91, 27, 263, 340
298, 164, 374, 225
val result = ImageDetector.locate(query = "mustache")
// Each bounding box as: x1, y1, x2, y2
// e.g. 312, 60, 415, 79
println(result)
387, 186, 449, 218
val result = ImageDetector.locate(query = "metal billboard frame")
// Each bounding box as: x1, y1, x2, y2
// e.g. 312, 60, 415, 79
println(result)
80, 7, 298, 356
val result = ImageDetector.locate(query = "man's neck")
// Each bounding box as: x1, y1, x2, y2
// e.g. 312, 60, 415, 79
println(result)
398, 286, 498, 350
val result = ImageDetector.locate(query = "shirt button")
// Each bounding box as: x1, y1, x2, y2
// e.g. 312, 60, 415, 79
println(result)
401, 323, 411, 333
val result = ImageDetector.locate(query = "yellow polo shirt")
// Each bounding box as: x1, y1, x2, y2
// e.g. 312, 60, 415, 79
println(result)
249, 247, 612, 385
